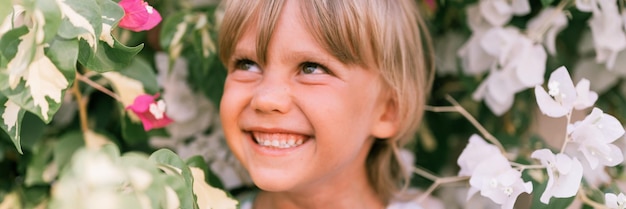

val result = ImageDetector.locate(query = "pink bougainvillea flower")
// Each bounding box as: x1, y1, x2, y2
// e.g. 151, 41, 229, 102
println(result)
126, 94, 173, 131
118, 0, 162, 32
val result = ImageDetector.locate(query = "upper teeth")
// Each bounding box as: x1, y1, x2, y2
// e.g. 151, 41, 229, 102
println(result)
253, 132, 306, 148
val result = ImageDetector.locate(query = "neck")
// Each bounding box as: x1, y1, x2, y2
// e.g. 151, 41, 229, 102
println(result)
254, 177, 384, 209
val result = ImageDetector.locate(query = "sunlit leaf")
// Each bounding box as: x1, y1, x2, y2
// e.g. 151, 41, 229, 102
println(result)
0, 0, 12, 26
56, 0, 101, 49
189, 167, 238, 209
0, 95, 25, 153
186, 156, 224, 190
36, 0, 62, 43
150, 149, 197, 209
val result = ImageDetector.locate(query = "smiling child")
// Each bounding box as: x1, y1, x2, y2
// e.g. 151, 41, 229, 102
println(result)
218, 0, 433, 208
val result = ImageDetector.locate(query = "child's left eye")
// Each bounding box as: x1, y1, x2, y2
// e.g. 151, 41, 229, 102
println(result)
300, 62, 329, 74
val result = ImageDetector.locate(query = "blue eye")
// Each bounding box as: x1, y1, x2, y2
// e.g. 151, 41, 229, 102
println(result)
235, 59, 261, 72
301, 62, 328, 74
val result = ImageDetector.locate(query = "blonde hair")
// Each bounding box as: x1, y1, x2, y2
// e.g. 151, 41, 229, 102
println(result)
218, 0, 433, 203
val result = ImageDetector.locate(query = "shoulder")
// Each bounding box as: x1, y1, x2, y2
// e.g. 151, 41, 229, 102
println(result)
386, 200, 423, 209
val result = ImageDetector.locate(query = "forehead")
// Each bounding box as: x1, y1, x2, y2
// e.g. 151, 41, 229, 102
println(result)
219, 0, 373, 68
233, 1, 331, 60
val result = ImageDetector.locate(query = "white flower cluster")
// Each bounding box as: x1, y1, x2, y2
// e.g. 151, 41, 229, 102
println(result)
457, 0, 604, 116
150, 52, 252, 190
457, 66, 626, 208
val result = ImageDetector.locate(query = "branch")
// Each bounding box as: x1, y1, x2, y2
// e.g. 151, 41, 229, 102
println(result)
425, 95, 506, 153
417, 175, 469, 204
75, 73, 122, 102
71, 74, 88, 133
577, 188, 608, 209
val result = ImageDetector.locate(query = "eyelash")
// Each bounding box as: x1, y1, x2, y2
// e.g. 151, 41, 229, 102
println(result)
232, 58, 332, 75
233, 58, 259, 72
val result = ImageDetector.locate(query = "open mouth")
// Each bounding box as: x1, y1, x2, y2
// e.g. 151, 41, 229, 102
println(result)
251, 132, 309, 149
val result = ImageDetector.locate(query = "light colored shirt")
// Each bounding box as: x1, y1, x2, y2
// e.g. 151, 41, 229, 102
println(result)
238, 192, 424, 209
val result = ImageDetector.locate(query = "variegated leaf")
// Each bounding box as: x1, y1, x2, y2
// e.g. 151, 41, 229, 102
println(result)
0, 94, 25, 154
0, 36, 76, 123
56, 0, 101, 49
96, 0, 124, 46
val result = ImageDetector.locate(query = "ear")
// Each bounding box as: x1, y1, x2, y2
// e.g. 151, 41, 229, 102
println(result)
371, 96, 400, 139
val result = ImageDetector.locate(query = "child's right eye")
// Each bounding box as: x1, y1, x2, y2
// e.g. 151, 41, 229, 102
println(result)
234, 59, 261, 72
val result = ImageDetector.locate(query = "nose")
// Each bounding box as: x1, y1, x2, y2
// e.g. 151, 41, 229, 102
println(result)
250, 76, 292, 114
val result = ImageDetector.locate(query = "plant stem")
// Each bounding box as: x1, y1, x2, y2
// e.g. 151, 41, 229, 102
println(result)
413, 165, 470, 204
417, 175, 470, 204
71, 73, 89, 133
578, 188, 608, 209
414, 165, 439, 182
560, 112, 572, 153
425, 95, 506, 153
75, 73, 122, 102
510, 162, 546, 171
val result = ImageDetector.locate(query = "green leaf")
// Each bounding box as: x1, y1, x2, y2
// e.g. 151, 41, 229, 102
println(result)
56, 0, 101, 48
25, 138, 55, 185
0, 95, 25, 153
120, 112, 148, 146
116, 57, 159, 94
159, 12, 189, 52
150, 149, 198, 209
78, 38, 144, 72
0, 26, 29, 63
36, 0, 63, 44
186, 156, 225, 190
53, 131, 85, 173
541, 0, 555, 7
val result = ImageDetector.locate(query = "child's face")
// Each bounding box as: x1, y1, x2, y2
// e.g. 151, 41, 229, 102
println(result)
220, 0, 396, 192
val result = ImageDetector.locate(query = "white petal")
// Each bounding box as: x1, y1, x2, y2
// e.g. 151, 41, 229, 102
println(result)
480, 0, 513, 26
573, 58, 618, 94
573, 79, 598, 109
576, 0, 595, 12
511, 0, 531, 15
535, 86, 568, 118
514, 43, 546, 86
458, 33, 495, 75
551, 156, 582, 198
605, 193, 619, 208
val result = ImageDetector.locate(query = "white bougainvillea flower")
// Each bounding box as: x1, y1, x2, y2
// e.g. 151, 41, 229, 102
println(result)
531, 149, 583, 204
479, 0, 530, 27
472, 27, 546, 115
458, 4, 496, 75
605, 192, 626, 209
576, 0, 597, 12
527, 7, 568, 55
588, 0, 626, 70
567, 108, 625, 169
535, 66, 598, 118
468, 156, 533, 209
457, 134, 504, 176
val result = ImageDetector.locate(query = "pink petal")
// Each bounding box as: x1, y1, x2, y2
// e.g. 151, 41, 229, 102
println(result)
127, 94, 155, 112
118, 0, 162, 32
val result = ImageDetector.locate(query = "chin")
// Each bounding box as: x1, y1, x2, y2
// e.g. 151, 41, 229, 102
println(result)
247, 168, 302, 192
